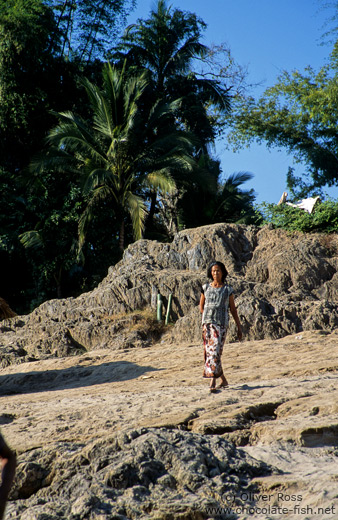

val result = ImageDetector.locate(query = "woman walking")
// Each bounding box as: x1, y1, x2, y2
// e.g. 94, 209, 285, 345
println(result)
199, 261, 242, 392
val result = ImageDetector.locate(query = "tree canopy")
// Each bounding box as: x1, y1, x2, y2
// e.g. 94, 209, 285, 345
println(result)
0, 0, 59, 171
46, 0, 136, 63
228, 55, 338, 195
111, 0, 231, 150
0, 0, 256, 313
34, 63, 195, 254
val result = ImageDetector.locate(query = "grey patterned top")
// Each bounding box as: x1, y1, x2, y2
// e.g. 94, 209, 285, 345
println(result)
201, 283, 233, 327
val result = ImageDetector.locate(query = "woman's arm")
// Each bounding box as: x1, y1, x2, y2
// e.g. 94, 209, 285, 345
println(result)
199, 292, 205, 314
229, 294, 242, 341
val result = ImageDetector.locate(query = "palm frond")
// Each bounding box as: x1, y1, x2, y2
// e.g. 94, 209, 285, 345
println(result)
80, 77, 114, 138
147, 97, 182, 127
82, 168, 115, 194
19, 230, 43, 249
166, 39, 208, 76
193, 77, 231, 112
48, 113, 109, 166
125, 191, 147, 240
78, 184, 115, 256
143, 170, 176, 193
30, 148, 78, 175
221, 171, 254, 191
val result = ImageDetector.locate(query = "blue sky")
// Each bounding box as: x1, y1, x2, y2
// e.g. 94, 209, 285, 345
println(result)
126, 0, 338, 204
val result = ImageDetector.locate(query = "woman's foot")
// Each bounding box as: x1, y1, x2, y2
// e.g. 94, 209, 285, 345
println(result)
209, 377, 217, 393
218, 376, 229, 389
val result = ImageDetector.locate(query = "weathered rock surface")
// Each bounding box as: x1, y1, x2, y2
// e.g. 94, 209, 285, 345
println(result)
0, 298, 16, 320
1, 329, 338, 519
1, 224, 338, 366
1, 224, 338, 519
8, 428, 269, 519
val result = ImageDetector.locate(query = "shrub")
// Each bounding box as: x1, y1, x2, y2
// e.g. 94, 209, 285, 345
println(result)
255, 199, 338, 233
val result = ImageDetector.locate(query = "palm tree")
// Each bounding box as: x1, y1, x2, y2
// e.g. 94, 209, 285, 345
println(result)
32, 62, 195, 253
111, 0, 232, 231
178, 157, 255, 229
212, 172, 256, 223
112, 0, 231, 151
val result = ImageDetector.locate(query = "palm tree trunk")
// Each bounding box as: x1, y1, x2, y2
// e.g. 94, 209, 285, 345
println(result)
145, 191, 157, 231
119, 219, 125, 252
54, 266, 63, 298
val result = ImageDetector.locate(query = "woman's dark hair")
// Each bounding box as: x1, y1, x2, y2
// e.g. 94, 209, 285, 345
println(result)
207, 261, 228, 283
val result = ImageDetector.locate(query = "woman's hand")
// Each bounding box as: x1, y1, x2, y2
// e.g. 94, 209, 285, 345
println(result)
229, 294, 242, 341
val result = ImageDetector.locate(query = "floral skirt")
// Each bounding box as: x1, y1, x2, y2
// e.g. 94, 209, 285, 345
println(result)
202, 323, 227, 378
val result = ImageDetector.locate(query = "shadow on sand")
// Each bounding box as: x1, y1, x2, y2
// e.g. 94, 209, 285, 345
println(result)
0, 360, 160, 396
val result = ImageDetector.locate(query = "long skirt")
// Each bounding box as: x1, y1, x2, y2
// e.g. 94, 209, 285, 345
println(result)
202, 323, 227, 378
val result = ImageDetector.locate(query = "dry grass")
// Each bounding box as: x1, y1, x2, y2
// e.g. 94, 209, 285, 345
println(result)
101, 307, 168, 339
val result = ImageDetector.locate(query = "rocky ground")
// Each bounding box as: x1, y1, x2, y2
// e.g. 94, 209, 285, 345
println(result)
1, 223, 338, 519
1, 329, 338, 519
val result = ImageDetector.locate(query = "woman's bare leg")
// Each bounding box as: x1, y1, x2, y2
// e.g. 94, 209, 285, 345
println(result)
209, 377, 216, 390
219, 374, 229, 387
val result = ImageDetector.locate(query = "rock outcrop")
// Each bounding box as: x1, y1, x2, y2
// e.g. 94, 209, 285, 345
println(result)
0, 298, 16, 320
1, 224, 338, 366
9, 428, 269, 519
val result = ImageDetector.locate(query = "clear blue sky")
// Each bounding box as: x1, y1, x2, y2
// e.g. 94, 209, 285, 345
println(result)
126, 0, 338, 204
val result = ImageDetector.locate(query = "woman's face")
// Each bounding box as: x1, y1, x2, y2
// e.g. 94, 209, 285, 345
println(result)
211, 264, 223, 283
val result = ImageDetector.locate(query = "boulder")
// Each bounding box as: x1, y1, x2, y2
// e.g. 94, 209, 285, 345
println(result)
8, 428, 270, 519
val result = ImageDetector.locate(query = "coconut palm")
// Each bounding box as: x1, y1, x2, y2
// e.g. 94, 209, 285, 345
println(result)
212, 172, 256, 223
178, 158, 256, 229
32, 62, 195, 253
112, 0, 231, 150
110, 0, 232, 231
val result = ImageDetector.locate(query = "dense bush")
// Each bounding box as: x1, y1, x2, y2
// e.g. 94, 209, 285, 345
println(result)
256, 199, 338, 233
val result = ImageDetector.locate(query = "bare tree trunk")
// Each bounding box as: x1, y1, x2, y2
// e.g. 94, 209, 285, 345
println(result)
158, 189, 181, 238
119, 219, 125, 252
145, 191, 157, 231
54, 266, 63, 299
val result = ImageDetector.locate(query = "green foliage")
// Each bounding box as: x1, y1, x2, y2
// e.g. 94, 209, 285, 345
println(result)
0, 166, 32, 313
256, 199, 338, 233
0, 0, 54, 169
213, 172, 256, 224
111, 0, 231, 149
0, 0, 256, 313
17, 168, 88, 306
0, 0, 81, 173
228, 61, 338, 190
46, 0, 136, 63
110, 0, 254, 237
35, 63, 195, 253
178, 157, 256, 230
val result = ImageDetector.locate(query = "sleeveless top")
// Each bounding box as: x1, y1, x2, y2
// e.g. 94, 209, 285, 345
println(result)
201, 283, 233, 327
